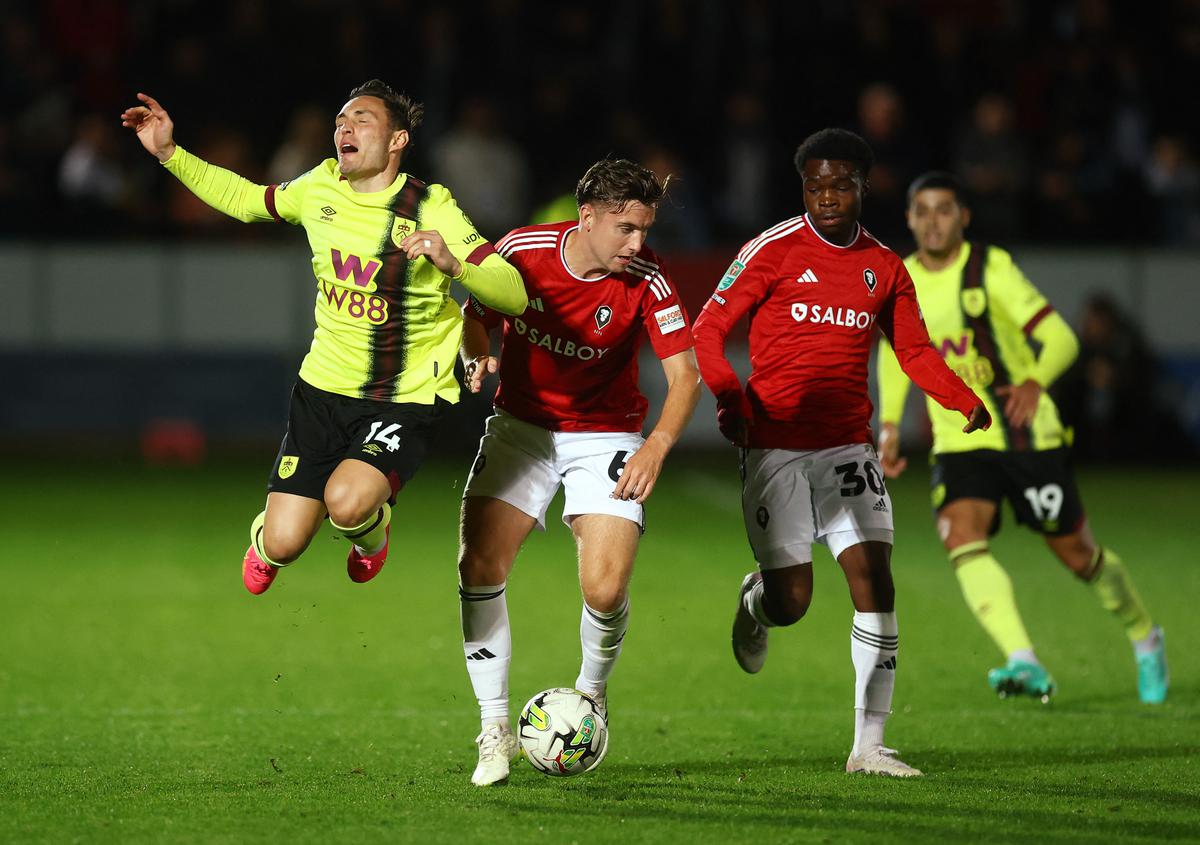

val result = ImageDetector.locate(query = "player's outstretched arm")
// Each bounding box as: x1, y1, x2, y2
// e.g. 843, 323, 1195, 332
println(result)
612, 349, 701, 504
121, 92, 281, 224
120, 93, 176, 162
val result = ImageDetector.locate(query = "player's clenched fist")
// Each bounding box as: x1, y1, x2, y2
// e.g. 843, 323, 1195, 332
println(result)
399, 230, 462, 278
120, 93, 177, 162
464, 355, 499, 394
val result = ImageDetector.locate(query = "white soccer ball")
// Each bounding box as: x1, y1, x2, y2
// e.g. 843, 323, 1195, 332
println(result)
517, 688, 608, 777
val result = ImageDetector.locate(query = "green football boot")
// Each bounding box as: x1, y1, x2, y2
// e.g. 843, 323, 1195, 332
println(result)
987, 659, 1056, 703
1136, 625, 1168, 704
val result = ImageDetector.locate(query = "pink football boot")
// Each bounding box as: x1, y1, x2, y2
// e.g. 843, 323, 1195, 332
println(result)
242, 545, 279, 595
347, 526, 389, 583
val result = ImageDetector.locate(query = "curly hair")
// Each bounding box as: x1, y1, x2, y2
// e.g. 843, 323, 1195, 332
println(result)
794, 128, 875, 178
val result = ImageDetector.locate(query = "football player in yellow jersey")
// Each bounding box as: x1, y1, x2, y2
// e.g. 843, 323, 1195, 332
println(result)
121, 81, 526, 595
876, 172, 1167, 704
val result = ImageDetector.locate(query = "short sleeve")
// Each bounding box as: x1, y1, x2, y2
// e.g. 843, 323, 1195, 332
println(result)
635, 253, 694, 359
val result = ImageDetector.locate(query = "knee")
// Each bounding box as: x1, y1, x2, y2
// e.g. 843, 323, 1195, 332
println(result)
1058, 542, 1098, 580
324, 482, 380, 529
582, 581, 627, 614
763, 581, 812, 626
458, 546, 510, 587
262, 527, 310, 566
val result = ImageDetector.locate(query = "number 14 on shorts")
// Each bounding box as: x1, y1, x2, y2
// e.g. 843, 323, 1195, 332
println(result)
364, 421, 403, 452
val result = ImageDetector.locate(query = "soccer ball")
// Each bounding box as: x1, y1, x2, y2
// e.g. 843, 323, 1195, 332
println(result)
517, 688, 608, 777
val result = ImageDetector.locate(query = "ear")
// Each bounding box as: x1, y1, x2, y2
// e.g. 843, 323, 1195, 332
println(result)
389, 129, 410, 156
579, 203, 594, 231
960, 205, 972, 231
860, 176, 871, 198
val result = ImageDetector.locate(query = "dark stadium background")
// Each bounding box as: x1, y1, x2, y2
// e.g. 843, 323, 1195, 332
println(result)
1, 0, 1198, 463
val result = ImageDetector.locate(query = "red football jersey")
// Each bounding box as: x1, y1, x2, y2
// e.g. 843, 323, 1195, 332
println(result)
693, 213, 980, 449
465, 221, 695, 432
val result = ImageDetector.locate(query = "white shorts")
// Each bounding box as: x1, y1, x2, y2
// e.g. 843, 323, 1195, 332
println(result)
463, 411, 645, 531
741, 443, 894, 569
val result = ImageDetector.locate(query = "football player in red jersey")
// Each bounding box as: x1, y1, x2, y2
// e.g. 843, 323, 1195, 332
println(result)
693, 129, 991, 778
455, 159, 701, 785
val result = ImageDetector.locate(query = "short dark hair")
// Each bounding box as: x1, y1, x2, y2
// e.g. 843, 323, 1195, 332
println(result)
347, 79, 424, 134
907, 170, 968, 207
794, 128, 874, 178
575, 159, 668, 212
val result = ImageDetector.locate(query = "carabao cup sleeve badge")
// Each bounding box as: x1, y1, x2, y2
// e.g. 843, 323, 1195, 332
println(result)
717, 260, 745, 291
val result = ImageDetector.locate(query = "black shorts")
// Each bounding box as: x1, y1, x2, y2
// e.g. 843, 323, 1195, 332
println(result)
930, 448, 1086, 537
268, 379, 447, 502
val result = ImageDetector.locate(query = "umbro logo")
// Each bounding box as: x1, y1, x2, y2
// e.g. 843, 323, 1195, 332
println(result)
528, 297, 544, 312
466, 648, 497, 661
797, 268, 819, 284
872, 497, 888, 512
875, 656, 897, 670
321, 206, 336, 216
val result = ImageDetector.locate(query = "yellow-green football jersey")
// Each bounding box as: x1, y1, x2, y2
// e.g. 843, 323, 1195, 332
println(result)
877, 243, 1073, 453
163, 147, 526, 404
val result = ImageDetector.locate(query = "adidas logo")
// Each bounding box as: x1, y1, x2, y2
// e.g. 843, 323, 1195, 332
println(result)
466, 648, 497, 661
875, 656, 897, 670
797, 268, 819, 284
527, 297, 544, 312
872, 498, 888, 512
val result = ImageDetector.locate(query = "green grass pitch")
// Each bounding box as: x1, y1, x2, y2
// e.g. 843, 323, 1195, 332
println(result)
2, 455, 1196, 843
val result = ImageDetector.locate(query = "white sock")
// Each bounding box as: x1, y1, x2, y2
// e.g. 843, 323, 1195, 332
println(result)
460, 583, 511, 727
575, 599, 630, 696
1008, 648, 1039, 665
744, 577, 778, 628
850, 611, 898, 754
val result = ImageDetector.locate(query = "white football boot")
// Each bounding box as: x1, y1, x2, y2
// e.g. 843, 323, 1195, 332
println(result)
845, 746, 923, 777
584, 687, 608, 722
732, 572, 768, 673
471, 723, 519, 786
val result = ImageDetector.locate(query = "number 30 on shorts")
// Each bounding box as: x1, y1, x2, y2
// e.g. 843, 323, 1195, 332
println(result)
834, 460, 885, 497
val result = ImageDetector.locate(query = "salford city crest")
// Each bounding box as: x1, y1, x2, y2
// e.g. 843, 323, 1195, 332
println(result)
594, 305, 613, 331
278, 456, 299, 479
863, 268, 878, 295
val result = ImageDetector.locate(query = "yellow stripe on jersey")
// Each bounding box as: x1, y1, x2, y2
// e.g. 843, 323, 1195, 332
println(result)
877, 243, 1077, 454
162, 146, 524, 404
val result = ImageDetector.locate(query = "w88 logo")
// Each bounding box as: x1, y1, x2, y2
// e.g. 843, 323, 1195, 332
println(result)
320, 280, 389, 325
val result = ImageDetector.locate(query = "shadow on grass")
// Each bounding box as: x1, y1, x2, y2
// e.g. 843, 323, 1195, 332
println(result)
454, 751, 1200, 842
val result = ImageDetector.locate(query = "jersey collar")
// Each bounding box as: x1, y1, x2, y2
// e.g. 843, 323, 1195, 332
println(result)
559, 225, 611, 283
804, 213, 861, 249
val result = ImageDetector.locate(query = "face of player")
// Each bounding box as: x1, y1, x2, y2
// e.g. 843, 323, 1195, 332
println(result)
334, 96, 409, 180
579, 201, 657, 274
801, 159, 867, 245
907, 188, 971, 259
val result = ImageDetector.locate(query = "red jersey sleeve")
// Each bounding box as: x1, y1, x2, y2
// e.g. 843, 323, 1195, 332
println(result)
878, 263, 980, 418
638, 257, 694, 359
693, 247, 778, 412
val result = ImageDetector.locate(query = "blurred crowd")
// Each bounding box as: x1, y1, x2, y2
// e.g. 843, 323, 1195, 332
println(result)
3, 0, 1199, 248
